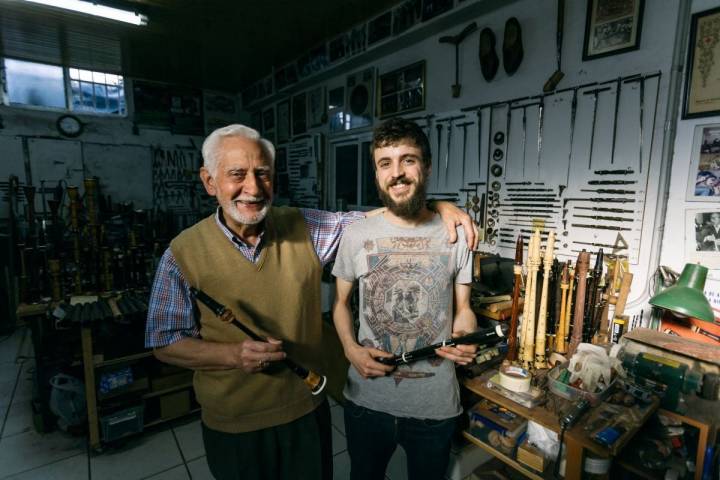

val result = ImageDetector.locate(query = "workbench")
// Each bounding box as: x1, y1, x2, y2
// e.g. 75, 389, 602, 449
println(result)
463, 376, 659, 479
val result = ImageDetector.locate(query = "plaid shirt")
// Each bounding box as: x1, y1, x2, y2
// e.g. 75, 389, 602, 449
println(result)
145, 208, 363, 348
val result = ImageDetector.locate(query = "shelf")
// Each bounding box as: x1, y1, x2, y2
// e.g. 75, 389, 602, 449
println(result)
144, 408, 201, 428
615, 458, 663, 480
142, 382, 194, 399
462, 431, 549, 480
95, 351, 153, 367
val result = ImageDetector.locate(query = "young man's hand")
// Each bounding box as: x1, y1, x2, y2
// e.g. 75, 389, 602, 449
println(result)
344, 344, 395, 378
435, 331, 477, 365
432, 201, 478, 250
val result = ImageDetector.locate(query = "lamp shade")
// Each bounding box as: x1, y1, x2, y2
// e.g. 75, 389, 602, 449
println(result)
649, 263, 714, 323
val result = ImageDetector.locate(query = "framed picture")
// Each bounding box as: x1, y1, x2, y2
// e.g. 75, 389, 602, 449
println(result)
262, 107, 275, 143
683, 7, 720, 119
277, 100, 290, 144
367, 12, 393, 46
686, 124, 720, 201
378, 61, 426, 118
308, 86, 326, 128
292, 92, 307, 136
686, 209, 720, 268
582, 0, 644, 60
328, 86, 345, 133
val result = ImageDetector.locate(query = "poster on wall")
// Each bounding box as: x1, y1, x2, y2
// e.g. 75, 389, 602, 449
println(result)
683, 6, 720, 118
292, 92, 307, 136
277, 100, 291, 144
686, 124, 720, 201
582, 0, 644, 60
204, 91, 238, 134
308, 86, 326, 128
686, 209, 720, 269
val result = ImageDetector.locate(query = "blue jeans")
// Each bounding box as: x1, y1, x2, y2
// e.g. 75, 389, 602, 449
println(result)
344, 401, 458, 480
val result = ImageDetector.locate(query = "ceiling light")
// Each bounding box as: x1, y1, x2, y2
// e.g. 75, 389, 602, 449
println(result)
21, 0, 148, 26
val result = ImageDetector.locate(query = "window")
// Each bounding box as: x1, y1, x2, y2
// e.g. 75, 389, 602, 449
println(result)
4, 58, 65, 109
330, 138, 382, 210
2, 58, 126, 115
69, 68, 126, 115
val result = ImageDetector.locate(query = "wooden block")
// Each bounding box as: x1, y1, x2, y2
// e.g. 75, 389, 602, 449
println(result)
516, 442, 546, 472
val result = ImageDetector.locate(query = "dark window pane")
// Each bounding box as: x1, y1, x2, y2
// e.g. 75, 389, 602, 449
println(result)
335, 144, 358, 208
361, 141, 381, 207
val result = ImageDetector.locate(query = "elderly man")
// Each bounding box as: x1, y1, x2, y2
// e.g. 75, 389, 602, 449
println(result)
145, 124, 476, 480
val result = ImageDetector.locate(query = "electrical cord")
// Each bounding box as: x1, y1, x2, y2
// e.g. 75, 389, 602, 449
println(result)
553, 425, 567, 478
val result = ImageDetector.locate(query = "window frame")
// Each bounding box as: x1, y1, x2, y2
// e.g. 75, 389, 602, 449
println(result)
1, 57, 127, 117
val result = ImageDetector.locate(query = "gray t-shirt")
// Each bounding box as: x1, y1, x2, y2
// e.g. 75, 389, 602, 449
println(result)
332, 213, 472, 419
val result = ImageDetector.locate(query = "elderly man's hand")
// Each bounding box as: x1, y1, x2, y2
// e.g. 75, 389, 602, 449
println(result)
433, 201, 478, 250
234, 337, 286, 373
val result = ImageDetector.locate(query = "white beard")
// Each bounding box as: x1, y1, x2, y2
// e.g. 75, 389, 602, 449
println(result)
222, 198, 271, 225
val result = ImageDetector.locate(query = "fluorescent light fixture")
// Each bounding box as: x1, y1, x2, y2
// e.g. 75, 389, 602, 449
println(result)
22, 0, 148, 26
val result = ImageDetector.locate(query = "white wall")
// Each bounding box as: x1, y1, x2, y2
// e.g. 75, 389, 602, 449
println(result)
251, 0, 683, 310
659, 0, 720, 308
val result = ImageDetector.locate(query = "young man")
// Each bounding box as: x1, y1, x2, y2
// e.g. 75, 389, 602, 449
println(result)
332, 118, 478, 480
145, 124, 477, 480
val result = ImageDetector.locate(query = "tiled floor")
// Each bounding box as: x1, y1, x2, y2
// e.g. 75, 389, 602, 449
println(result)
0, 327, 431, 480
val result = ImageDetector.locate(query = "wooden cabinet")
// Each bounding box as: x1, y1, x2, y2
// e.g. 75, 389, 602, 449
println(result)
463, 376, 660, 480
81, 325, 198, 451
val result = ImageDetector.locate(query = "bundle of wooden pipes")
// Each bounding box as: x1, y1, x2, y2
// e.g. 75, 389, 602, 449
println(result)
6, 175, 166, 304
505, 230, 634, 372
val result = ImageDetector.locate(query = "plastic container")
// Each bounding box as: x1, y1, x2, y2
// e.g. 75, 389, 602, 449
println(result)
547, 362, 615, 406
100, 405, 144, 442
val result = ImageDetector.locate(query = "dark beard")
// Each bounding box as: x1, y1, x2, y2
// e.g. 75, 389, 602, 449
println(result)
377, 178, 427, 220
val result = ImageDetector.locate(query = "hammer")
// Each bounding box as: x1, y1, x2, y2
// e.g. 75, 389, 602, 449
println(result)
439, 22, 478, 98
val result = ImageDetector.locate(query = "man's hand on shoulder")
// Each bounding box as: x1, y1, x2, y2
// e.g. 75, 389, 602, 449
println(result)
431, 201, 478, 250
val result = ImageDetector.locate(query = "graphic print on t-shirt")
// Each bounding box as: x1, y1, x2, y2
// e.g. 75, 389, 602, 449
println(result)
362, 236, 453, 380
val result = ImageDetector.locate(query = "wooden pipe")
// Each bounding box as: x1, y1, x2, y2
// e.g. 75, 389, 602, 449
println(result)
556, 262, 570, 354
506, 236, 524, 362
567, 250, 590, 358
534, 231, 555, 369
521, 230, 542, 369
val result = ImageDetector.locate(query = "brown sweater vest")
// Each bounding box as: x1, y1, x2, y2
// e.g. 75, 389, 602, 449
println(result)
170, 207, 324, 433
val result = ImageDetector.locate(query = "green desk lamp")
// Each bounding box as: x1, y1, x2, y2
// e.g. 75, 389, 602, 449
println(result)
649, 263, 714, 322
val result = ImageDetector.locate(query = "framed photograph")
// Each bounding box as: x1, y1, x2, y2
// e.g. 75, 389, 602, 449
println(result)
378, 61, 426, 118
276, 100, 290, 144
367, 12, 393, 46
686, 124, 720, 201
686, 209, 720, 268
582, 0, 644, 60
308, 86, 326, 128
683, 7, 720, 119
328, 86, 345, 133
292, 92, 307, 136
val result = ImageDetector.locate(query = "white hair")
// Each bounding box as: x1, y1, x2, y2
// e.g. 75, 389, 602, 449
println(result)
201, 124, 275, 175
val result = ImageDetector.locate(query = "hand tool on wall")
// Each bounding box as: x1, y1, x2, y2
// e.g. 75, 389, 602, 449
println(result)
564, 88, 578, 188
584, 86, 612, 170
574, 214, 634, 222
458, 121, 474, 182
588, 180, 637, 185
563, 197, 635, 208
534, 231, 555, 368
435, 123, 443, 190
580, 188, 636, 195
439, 22, 478, 98
575, 206, 634, 214
594, 168, 634, 175
536, 97, 545, 169
567, 250, 590, 358
571, 224, 632, 232
543, 0, 565, 92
